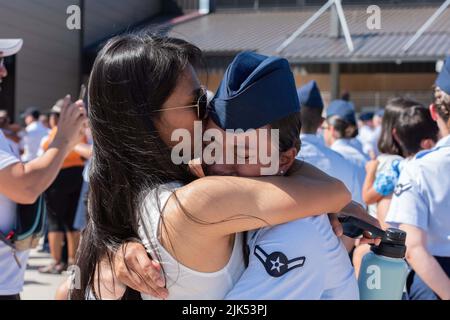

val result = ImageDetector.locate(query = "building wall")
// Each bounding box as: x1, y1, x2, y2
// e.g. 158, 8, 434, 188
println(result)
83, 0, 161, 46
213, 0, 444, 10
200, 71, 436, 109
0, 0, 82, 119
0, 0, 162, 119
296, 73, 436, 109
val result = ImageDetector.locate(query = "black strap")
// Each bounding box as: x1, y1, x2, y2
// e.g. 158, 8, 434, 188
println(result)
0, 232, 15, 249
120, 287, 143, 300
0, 294, 20, 301
243, 231, 250, 268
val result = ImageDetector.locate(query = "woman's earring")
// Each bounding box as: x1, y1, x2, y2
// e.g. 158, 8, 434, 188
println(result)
279, 170, 285, 176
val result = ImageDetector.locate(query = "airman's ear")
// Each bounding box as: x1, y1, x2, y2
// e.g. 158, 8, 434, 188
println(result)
318, 118, 325, 128
328, 125, 339, 140
429, 104, 439, 122
278, 147, 297, 175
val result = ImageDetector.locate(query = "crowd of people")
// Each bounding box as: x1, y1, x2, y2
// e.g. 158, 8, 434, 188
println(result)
0, 39, 88, 300
0, 34, 449, 301
1, 100, 92, 276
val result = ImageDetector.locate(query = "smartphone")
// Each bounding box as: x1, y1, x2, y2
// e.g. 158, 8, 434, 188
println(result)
338, 216, 385, 239
78, 84, 87, 101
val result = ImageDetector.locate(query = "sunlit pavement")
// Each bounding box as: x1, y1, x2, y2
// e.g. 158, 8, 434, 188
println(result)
22, 250, 66, 300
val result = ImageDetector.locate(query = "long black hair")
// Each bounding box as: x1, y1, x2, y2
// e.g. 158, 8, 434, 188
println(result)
71, 33, 202, 299
377, 97, 419, 156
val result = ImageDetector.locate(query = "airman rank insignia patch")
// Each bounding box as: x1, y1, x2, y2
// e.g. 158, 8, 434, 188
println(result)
254, 245, 306, 278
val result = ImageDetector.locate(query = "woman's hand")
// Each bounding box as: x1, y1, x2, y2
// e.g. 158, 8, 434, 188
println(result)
114, 242, 168, 299
337, 201, 382, 245
339, 201, 381, 228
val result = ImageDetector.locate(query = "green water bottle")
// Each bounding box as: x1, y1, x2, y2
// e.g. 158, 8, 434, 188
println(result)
358, 228, 408, 300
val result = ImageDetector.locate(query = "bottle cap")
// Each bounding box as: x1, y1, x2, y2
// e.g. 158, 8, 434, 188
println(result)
371, 228, 407, 259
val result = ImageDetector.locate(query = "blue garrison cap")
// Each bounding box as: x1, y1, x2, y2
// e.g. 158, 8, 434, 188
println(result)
326, 99, 356, 125
210, 51, 300, 131
297, 80, 324, 110
436, 57, 450, 95
375, 109, 385, 118
359, 111, 374, 122
20, 107, 40, 119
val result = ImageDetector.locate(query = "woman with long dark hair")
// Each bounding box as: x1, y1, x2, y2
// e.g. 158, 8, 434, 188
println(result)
71, 34, 365, 300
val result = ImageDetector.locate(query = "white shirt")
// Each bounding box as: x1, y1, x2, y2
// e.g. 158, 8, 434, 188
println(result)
386, 135, 450, 257
0, 130, 30, 295
0, 130, 21, 158
298, 134, 363, 205
139, 182, 245, 300
226, 214, 359, 300
331, 138, 369, 191
357, 125, 379, 157
20, 121, 50, 162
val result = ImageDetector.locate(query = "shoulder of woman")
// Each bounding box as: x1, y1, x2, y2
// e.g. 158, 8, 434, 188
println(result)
141, 181, 185, 213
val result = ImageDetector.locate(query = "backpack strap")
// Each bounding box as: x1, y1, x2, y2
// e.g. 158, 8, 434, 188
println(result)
0, 230, 16, 249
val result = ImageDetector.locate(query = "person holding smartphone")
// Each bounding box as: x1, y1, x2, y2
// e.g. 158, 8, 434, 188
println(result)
0, 39, 87, 300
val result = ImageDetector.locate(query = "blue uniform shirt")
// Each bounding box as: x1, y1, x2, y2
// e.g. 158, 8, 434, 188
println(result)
386, 135, 450, 257
225, 215, 359, 300
298, 134, 363, 205
331, 138, 369, 191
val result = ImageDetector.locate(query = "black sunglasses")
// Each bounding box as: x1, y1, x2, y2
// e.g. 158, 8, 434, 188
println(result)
153, 87, 210, 120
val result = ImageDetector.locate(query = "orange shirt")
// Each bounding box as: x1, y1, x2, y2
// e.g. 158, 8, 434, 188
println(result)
42, 127, 86, 169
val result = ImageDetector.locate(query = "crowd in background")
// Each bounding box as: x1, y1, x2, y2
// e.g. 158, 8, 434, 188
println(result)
1, 36, 449, 301
0, 103, 92, 275
0, 85, 443, 287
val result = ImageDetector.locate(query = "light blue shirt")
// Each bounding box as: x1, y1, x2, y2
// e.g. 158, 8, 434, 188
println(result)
331, 138, 369, 191
357, 125, 380, 157
350, 138, 365, 154
386, 135, 450, 257
298, 134, 363, 204
226, 215, 359, 300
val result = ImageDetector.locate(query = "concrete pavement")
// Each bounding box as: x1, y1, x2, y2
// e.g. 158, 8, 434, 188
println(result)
21, 250, 67, 300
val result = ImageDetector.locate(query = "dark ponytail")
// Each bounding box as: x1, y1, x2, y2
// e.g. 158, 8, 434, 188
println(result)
327, 116, 358, 139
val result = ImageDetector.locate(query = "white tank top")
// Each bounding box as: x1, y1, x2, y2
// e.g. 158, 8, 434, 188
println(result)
138, 182, 245, 300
